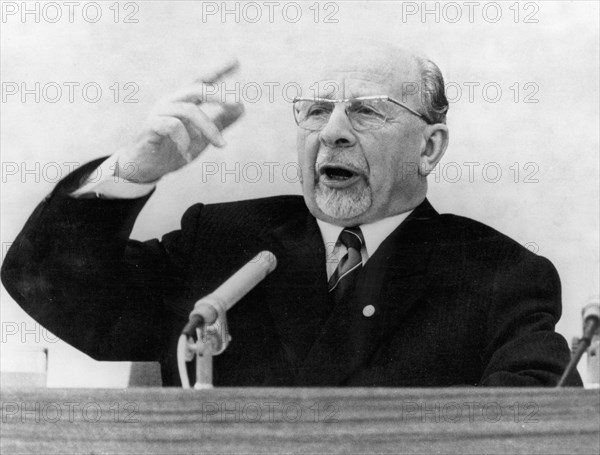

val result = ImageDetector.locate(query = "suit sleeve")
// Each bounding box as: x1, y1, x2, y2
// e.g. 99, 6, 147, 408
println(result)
479, 251, 582, 386
1, 158, 199, 362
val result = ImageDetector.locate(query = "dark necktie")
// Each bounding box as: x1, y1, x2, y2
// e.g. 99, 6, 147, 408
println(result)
328, 227, 364, 305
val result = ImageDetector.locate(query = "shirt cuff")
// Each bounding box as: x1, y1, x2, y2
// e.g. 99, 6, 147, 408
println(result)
70, 155, 156, 199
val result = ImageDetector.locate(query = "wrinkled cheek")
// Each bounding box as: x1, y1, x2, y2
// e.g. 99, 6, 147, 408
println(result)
297, 134, 321, 186
296, 128, 315, 152
296, 153, 314, 189
296, 151, 309, 186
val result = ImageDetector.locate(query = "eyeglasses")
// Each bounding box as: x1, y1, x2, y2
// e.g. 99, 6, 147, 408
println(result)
292, 95, 431, 131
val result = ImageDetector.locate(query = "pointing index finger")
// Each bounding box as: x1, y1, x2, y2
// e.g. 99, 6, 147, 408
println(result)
197, 59, 240, 85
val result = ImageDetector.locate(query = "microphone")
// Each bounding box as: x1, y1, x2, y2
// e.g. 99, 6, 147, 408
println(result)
581, 299, 600, 342
181, 251, 277, 337
581, 297, 600, 386
557, 296, 600, 387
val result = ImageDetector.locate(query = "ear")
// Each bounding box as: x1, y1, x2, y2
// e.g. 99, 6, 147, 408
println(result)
418, 124, 449, 176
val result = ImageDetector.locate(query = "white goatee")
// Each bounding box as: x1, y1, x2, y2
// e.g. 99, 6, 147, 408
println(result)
315, 183, 372, 219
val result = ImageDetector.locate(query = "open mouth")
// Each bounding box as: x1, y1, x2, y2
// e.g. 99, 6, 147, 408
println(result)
317, 163, 364, 189
321, 165, 358, 181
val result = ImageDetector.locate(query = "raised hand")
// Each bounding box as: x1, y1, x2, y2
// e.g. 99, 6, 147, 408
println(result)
116, 60, 244, 183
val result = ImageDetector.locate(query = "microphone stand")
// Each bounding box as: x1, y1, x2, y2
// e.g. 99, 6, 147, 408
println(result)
557, 338, 594, 387
557, 300, 599, 388
177, 296, 230, 389
176, 251, 277, 389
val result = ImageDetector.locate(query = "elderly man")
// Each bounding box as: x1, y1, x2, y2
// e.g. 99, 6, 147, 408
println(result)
1, 44, 581, 387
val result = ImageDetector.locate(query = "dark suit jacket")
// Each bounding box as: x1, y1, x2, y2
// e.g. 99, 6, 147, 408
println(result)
1, 159, 582, 387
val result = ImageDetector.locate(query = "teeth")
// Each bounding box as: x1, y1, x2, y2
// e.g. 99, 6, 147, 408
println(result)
328, 173, 349, 181
324, 166, 354, 180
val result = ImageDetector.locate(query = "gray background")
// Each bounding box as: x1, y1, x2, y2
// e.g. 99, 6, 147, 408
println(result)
1, 1, 598, 386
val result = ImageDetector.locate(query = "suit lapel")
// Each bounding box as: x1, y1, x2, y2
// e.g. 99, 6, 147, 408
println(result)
296, 199, 440, 386
262, 211, 331, 378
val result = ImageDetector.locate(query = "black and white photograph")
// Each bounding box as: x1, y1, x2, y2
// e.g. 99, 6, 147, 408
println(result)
1, 1, 599, 453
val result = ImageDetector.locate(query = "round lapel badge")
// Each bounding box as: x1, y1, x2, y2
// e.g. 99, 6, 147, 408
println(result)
362, 305, 375, 317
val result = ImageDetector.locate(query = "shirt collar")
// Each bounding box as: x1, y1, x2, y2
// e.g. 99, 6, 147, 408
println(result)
316, 210, 412, 259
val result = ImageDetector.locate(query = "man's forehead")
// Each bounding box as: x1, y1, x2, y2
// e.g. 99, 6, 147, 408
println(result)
310, 72, 404, 98
299, 43, 422, 99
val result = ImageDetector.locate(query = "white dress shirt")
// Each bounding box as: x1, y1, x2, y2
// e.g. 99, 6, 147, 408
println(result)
316, 211, 412, 280
71, 155, 157, 199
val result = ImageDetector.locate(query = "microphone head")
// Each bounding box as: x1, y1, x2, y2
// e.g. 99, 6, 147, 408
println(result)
582, 295, 600, 322
254, 250, 277, 274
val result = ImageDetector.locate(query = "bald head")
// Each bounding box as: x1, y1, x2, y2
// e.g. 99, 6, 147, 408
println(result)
300, 41, 448, 124
313, 42, 420, 82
